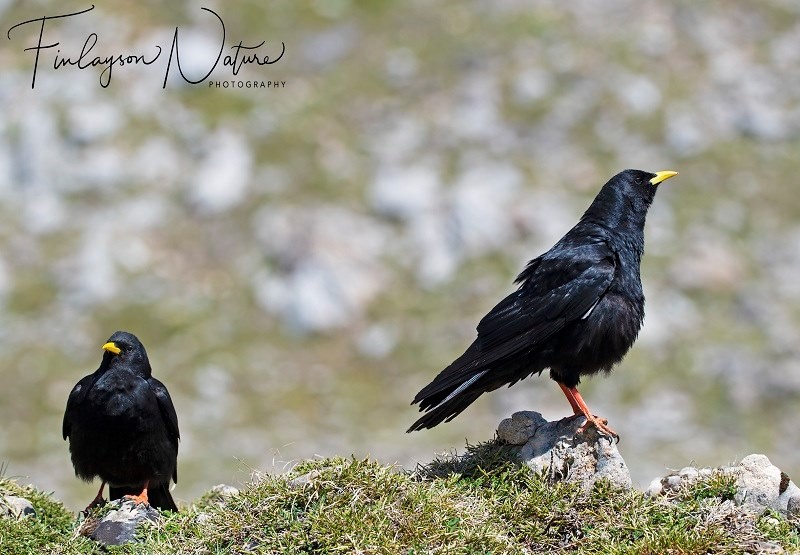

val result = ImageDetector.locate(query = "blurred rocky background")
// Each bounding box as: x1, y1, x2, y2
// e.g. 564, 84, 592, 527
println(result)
0, 0, 798, 509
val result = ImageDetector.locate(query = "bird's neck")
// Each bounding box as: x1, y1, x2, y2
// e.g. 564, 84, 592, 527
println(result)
580, 193, 651, 241
578, 203, 648, 268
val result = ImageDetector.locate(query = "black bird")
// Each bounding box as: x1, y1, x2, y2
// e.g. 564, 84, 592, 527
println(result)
63, 331, 179, 511
408, 169, 678, 439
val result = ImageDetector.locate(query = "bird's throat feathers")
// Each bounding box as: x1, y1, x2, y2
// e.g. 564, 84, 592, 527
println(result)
580, 179, 655, 239
99, 352, 153, 379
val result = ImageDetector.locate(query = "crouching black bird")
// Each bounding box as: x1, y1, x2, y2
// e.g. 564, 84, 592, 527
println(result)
63, 331, 179, 511
408, 169, 678, 439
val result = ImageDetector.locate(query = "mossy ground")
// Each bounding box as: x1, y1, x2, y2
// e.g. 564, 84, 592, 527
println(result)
2, 442, 799, 554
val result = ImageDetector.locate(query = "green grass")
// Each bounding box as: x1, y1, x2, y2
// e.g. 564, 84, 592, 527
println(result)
0, 477, 98, 554
2, 442, 799, 554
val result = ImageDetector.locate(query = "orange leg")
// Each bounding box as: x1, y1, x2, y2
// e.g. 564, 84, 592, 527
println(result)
123, 480, 150, 506
557, 382, 619, 441
558, 383, 583, 414
83, 481, 107, 512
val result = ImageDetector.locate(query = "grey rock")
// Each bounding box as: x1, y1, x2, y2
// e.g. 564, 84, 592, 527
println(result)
243, 539, 261, 552
787, 495, 800, 516
1, 495, 35, 519
497, 411, 547, 446
732, 454, 800, 514
645, 477, 663, 497
753, 541, 784, 555
208, 484, 240, 499
665, 475, 683, 491
679, 466, 699, 480
649, 454, 800, 516
500, 411, 631, 490
194, 484, 239, 516
652, 466, 716, 495
87, 499, 160, 546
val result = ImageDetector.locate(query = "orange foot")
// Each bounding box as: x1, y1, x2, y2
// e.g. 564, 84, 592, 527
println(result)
123, 482, 150, 506
558, 382, 620, 443
576, 413, 619, 443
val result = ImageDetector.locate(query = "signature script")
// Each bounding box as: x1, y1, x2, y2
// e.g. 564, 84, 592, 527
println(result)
7, 5, 285, 89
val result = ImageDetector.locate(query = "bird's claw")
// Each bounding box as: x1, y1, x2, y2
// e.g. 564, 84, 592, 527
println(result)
123, 493, 150, 506
81, 498, 107, 515
577, 414, 620, 443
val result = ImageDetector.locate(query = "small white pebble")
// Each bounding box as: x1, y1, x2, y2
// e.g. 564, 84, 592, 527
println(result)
679, 467, 699, 480
646, 478, 663, 497
666, 475, 683, 490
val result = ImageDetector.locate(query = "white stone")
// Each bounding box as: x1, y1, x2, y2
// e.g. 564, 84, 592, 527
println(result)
646, 477, 663, 497
497, 411, 547, 446
504, 411, 631, 490
1, 495, 35, 519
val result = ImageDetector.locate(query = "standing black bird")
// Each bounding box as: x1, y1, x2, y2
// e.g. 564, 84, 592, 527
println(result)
408, 169, 678, 439
63, 331, 179, 511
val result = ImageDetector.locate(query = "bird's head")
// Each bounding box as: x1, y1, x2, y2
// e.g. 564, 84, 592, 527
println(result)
613, 168, 678, 203
583, 169, 678, 229
101, 331, 152, 377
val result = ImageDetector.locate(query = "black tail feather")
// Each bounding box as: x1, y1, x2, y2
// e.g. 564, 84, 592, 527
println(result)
407, 387, 485, 432
409, 342, 540, 432
408, 342, 493, 432
411, 341, 485, 409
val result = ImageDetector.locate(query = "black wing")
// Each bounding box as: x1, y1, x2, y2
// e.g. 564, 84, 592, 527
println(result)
149, 377, 180, 482
475, 238, 616, 359
62, 373, 97, 440
408, 237, 616, 430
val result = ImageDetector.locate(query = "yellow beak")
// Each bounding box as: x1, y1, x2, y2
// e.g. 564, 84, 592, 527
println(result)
102, 342, 121, 355
649, 170, 678, 185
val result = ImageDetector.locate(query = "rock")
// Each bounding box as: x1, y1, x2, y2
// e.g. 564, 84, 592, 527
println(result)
208, 484, 239, 499
753, 541, 784, 555
81, 499, 161, 546
787, 495, 800, 516
497, 411, 547, 446
646, 477, 663, 497
679, 466, 699, 480
665, 474, 683, 491
648, 454, 800, 516
650, 466, 717, 495
498, 411, 632, 490
731, 454, 800, 514
194, 483, 239, 525
0, 495, 35, 519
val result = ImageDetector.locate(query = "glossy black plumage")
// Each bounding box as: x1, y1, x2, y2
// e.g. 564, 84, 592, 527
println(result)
63, 331, 179, 511
408, 169, 676, 434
